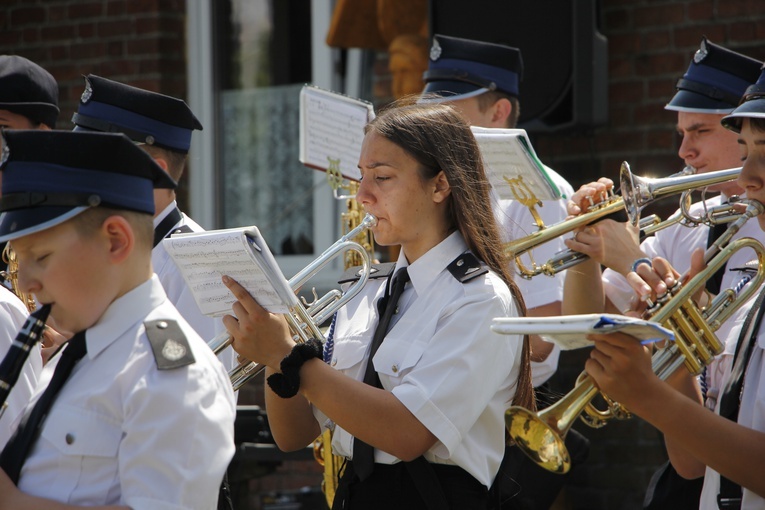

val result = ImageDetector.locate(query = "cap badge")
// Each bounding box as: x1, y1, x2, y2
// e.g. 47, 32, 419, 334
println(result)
0, 134, 9, 167
430, 39, 442, 61
694, 39, 709, 64
161, 338, 187, 361
81, 78, 93, 104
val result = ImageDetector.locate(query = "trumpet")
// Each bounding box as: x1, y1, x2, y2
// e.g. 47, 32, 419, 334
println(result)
499, 200, 765, 474
209, 213, 378, 390
505, 162, 742, 278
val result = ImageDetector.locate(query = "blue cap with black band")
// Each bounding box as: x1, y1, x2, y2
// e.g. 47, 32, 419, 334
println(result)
72, 74, 203, 153
665, 37, 762, 114
420, 34, 523, 103
0, 55, 59, 128
721, 65, 765, 133
0, 130, 176, 243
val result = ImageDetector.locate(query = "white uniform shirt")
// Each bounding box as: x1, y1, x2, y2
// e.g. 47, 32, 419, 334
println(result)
603, 195, 764, 410
16, 276, 236, 509
0, 287, 40, 449
495, 166, 574, 387
153, 202, 236, 371
315, 231, 522, 488
699, 311, 765, 510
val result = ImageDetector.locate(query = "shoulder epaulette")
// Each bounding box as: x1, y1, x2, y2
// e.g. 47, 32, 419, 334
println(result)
169, 224, 193, 237
144, 319, 196, 370
338, 262, 396, 285
447, 252, 488, 283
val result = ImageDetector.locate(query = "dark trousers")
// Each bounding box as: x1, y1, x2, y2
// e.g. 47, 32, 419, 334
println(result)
332, 460, 488, 510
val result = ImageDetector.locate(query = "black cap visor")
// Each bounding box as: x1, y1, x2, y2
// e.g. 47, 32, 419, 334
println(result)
0, 206, 88, 243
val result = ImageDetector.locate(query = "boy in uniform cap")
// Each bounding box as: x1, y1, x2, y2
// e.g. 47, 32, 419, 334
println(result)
0, 55, 59, 131
563, 38, 763, 509
71, 75, 235, 370
0, 129, 235, 508
582, 71, 765, 510
420, 33, 581, 510
0, 55, 60, 449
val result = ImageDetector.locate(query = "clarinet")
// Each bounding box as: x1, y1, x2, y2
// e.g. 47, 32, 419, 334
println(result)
0, 304, 51, 420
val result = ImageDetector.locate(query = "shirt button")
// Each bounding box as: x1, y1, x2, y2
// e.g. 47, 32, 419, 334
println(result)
157, 321, 168, 329
391, 364, 398, 373
65, 433, 75, 445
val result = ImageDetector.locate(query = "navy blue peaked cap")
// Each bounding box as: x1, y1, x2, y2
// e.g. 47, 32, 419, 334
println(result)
72, 74, 203, 153
0, 130, 176, 242
666, 37, 762, 114
722, 65, 765, 133
421, 34, 523, 103
0, 55, 59, 128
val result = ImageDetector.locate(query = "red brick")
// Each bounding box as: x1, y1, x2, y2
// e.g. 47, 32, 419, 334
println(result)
126, 0, 161, 15
609, 33, 641, 55
687, 0, 714, 21
634, 52, 687, 76
107, 0, 128, 16
70, 41, 108, 60
10, 7, 46, 25
729, 21, 758, 43
718, 0, 765, 17
610, 80, 644, 102
107, 40, 125, 56
41, 24, 77, 41
126, 38, 159, 55
78, 22, 96, 39
48, 5, 69, 23
603, 8, 631, 30
97, 19, 135, 38
648, 77, 676, 99
634, 4, 685, 28
674, 25, 727, 48
22, 27, 39, 43
67, 2, 104, 19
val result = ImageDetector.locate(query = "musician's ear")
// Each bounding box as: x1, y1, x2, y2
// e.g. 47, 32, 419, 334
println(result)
432, 170, 451, 204
490, 98, 513, 127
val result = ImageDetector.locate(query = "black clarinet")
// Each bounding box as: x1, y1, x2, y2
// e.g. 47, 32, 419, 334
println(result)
0, 304, 51, 419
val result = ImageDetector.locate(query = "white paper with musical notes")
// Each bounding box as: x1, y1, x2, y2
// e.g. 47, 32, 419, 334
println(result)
299, 85, 374, 182
163, 227, 298, 317
471, 126, 561, 201
491, 313, 675, 349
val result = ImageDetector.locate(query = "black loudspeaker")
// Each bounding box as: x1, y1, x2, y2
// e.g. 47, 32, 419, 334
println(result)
428, 0, 608, 133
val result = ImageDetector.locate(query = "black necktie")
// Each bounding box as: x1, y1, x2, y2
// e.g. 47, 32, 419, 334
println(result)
715, 285, 765, 506
705, 214, 729, 295
353, 268, 410, 480
0, 330, 87, 484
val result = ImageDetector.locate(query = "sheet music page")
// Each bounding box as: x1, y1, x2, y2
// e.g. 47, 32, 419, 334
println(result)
471, 127, 561, 201
163, 227, 298, 317
299, 85, 374, 181
491, 313, 675, 350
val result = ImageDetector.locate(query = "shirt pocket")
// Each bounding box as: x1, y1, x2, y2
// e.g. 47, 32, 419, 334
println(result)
42, 404, 122, 458
330, 335, 368, 372
373, 318, 435, 381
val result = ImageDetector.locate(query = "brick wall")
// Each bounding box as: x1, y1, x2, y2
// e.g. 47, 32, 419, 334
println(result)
0, 0, 192, 204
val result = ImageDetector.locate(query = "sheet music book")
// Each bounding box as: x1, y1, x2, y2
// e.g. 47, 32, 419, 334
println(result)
471, 126, 562, 201
491, 314, 675, 350
163, 227, 298, 317
299, 85, 375, 182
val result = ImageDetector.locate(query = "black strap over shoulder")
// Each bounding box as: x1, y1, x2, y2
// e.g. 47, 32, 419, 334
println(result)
153, 207, 184, 248
338, 262, 396, 285
447, 252, 488, 283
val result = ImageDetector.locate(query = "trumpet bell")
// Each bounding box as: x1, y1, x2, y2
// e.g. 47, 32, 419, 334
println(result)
505, 406, 571, 474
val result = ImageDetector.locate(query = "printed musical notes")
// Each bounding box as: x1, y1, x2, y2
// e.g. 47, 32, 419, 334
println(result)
299, 85, 375, 182
163, 227, 298, 317
471, 126, 563, 201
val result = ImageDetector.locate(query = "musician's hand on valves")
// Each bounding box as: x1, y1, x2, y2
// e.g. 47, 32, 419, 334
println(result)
626, 249, 707, 309
564, 219, 641, 272
566, 177, 614, 217
585, 331, 659, 415
221, 275, 295, 371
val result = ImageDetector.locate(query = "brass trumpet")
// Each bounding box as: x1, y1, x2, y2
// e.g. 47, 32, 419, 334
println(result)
499, 200, 765, 474
208, 213, 377, 390
505, 162, 742, 278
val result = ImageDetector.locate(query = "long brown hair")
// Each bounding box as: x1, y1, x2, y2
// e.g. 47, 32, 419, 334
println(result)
365, 100, 534, 410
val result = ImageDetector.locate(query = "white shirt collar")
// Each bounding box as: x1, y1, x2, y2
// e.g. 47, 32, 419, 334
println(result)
85, 275, 167, 359
397, 231, 469, 294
